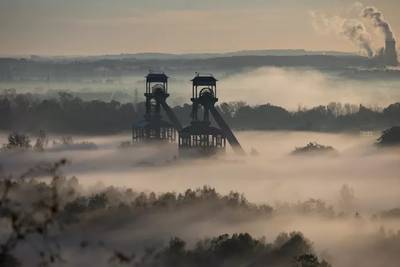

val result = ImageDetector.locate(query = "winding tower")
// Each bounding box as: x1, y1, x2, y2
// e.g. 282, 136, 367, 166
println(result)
132, 72, 182, 143
179, 74, 245, 155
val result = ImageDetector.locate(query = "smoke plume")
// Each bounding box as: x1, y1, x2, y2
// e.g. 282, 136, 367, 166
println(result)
311, 5, 399, 62
362, 6, 395, 42
310, 11, 373, 57
342, 19, 374, 57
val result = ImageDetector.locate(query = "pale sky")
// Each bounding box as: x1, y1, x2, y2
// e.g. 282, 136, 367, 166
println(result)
0, 0, 399, 55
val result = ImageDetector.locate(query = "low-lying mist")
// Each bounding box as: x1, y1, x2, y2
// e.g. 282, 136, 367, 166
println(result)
1, 131, 400, 267
3, 67, 400, 110
218, 67, 400, 109
1, 131, 399, 211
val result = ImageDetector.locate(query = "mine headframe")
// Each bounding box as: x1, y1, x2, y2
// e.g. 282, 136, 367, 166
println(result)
132, 72, 182, 143
178, 73, 245, 155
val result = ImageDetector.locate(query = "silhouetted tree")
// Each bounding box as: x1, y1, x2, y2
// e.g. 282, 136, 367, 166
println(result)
377, 126, 400, 146
0, 159, 69, 267
1, 92, 399, 133
33, 130, 48, 151
4, 132, 31, 150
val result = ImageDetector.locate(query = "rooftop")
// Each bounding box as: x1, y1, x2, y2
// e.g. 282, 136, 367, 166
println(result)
146, 72, 168, 83
191, 74, 217, 86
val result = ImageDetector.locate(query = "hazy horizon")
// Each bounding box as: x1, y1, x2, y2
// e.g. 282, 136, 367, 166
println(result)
0, 48, 358, 58
1, 0, 399, 56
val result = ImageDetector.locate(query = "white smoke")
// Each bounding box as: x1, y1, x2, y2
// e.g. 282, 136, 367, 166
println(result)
342, 19, 374, 57
310, 11, 374, 57
311, 4, 397, 58
362, 6, 395, 42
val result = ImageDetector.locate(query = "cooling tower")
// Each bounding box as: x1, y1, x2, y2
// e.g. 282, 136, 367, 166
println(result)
384, 40, 399, 66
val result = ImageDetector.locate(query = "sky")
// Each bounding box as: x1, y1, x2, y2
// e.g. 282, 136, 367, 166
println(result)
0, 0, 399, 55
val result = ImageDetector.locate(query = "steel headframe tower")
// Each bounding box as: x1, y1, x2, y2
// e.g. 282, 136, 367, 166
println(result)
178, 73, 245, 155
132, 72, 182, 143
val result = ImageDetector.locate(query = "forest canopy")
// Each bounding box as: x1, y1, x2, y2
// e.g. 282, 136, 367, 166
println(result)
1, 92, 399, 134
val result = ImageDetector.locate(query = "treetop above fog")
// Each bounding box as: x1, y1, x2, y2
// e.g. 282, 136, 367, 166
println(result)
1, 92, 399, 133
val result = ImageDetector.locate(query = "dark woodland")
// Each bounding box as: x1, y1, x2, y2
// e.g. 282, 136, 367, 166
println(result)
1, 92, 399, 134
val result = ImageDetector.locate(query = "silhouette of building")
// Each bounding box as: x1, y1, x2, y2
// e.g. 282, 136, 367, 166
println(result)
132, 72, 182, 143
384, 40, 399, 66
179, 74, 244, 155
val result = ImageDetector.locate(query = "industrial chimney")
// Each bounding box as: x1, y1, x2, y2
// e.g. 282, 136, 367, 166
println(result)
384, 40, 398, 66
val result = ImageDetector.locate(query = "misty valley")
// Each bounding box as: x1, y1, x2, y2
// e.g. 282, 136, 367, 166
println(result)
1, 63, 400, 267
2, 1, 400, 266
1, 127, 400, 267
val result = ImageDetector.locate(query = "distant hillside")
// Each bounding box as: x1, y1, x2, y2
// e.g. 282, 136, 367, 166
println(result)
25, 49, 356, 62
0, 54, 369, 81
